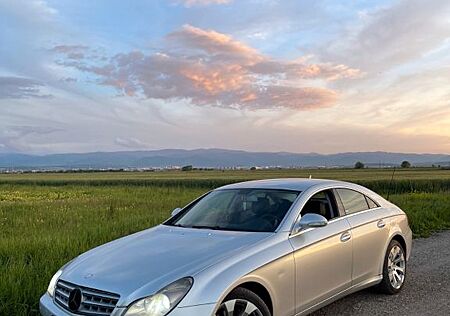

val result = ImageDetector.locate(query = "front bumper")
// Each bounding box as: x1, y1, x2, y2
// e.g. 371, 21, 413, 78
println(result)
40, 293, 217, 316
39, 293, 127, 316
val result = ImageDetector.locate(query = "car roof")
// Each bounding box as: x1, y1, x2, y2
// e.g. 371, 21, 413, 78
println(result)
216, 178, 348, 192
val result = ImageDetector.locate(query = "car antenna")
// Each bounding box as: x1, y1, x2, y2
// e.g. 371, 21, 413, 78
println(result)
386, 167, 396, 201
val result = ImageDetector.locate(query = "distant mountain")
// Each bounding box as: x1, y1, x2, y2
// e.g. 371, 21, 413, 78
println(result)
0, 149, 449, 170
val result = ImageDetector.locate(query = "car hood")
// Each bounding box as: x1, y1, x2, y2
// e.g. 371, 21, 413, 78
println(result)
60, 225, 271, 306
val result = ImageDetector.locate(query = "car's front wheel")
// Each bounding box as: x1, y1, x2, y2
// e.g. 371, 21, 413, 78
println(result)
216, 287, 271, 316
377, 239, 407, 294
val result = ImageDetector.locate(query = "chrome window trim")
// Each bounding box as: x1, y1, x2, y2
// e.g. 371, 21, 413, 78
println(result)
335, 206, 381, 221
289, 209, 393, 240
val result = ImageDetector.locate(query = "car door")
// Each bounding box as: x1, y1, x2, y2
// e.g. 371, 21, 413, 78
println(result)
335, 188, 390, 285
289, 189, 352, 314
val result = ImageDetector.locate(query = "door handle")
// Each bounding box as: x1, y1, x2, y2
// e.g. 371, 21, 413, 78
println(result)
340, 231, 351, 242
377, 219, 386, 228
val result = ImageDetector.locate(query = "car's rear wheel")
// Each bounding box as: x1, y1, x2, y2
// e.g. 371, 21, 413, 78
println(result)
216, 287, 271, 316
377, 239, 406, 294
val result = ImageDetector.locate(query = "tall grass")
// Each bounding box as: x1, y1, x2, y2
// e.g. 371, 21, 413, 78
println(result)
0, 178, 449, 195
0, 185, 203, 315
0, 169, 449, 315
389, 192, 450, 238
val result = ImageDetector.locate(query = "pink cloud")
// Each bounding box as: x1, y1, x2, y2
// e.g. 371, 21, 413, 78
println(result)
54, 25, 360, 110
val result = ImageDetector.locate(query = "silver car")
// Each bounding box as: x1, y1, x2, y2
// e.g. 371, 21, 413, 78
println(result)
40, 179, 412, 316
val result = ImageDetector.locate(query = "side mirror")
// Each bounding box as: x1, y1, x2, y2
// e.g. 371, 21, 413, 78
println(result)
171, 207, 182, 217
293, 213, 328, 234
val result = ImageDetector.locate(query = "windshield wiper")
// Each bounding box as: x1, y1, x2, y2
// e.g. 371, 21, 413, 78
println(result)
188, 225, 260, 232
171, 224, 266, 232
169, 223, 187, 228
189, 225, 223, 230
167, 224, 221, 230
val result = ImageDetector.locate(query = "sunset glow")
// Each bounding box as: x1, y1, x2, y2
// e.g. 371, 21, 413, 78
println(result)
0, 0, 449, 154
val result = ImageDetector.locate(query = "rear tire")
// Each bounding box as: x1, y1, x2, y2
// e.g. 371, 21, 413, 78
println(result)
216, 287, 271, 316
377, 239, 406, 294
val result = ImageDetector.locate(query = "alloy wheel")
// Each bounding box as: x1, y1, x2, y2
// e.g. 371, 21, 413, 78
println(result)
387, 245, 406, 289
216, 299, 264, 316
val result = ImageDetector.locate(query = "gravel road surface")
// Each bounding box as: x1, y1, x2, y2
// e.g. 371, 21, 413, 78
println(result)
311, 231, 450, 316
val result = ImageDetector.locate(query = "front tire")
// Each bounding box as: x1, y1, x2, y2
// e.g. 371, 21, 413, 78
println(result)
216, 287, 271, 316
377, 239, 406, 294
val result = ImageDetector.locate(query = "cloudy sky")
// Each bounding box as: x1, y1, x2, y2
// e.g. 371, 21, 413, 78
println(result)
0, 0, 449, 154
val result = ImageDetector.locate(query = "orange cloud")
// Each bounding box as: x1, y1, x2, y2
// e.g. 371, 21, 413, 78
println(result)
169, 25, 262, 62
180, 64, 247, 95
54, 25, 360, 110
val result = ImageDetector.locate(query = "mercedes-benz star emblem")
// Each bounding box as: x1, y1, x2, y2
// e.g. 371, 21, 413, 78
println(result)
68, 288, 83, 312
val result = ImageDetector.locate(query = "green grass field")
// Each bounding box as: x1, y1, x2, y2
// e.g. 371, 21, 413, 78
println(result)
0, 168, 449, 315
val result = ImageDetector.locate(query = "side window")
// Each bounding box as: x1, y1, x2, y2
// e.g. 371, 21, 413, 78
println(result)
300, 190, 339, 220
366, 196, 379, 209
336, 189, 369, 215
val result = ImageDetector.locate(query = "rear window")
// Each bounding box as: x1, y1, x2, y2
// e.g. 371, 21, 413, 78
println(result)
336, 188, 369, 215
366, 196, 379, 209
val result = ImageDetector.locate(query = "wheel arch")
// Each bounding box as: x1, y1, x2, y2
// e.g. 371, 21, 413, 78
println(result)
391, 234, 408, 258
228, 281, 273, 315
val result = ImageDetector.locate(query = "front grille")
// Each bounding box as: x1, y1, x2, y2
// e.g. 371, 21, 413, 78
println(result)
55, 279, 120, 316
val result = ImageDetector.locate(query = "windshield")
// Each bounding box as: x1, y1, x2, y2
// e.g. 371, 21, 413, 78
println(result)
166, 189, 299, 232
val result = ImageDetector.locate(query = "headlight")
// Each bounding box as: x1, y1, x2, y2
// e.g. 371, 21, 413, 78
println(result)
47, 269, 63, 297
47, 259, 75, 297
125, 277, 193, 316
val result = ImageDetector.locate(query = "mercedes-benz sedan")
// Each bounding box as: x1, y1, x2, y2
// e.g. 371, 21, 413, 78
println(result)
40, 178, 412, 316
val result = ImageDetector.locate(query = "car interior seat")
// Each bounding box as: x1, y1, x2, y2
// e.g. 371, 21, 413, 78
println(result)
302, 199, 332, 220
